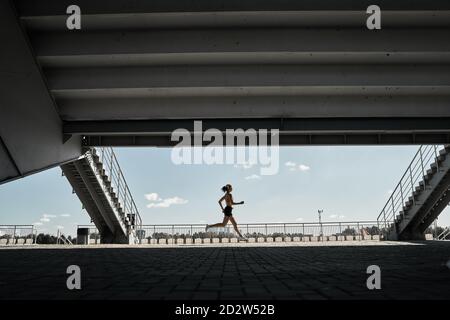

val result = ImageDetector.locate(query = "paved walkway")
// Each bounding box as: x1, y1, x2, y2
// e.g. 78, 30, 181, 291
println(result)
0, 241, 449, 300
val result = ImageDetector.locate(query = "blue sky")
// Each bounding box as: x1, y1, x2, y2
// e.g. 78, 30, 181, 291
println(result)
0, 146, 448, 236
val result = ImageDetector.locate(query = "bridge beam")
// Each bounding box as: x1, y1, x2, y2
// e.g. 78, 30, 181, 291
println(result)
0, 1, 82, 185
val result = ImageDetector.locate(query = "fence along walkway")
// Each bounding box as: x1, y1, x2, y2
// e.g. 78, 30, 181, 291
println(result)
78, 221, 383, 244
0, 225, 36, 245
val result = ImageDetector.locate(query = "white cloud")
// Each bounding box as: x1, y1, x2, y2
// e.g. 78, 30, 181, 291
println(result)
56, 225, 64, 229
146, 195, 188, 208
234, 161, 256, 169
285, 161, 296, 167
60, 214, 71, 218
295, 217, 304, 222
38, 214, 57, 224
329, 214, 345, 219
245, 174, 261, 180
33, 222, 43, 226
145, 193, 162, 201
298, 164, 310, 172
285, 161, 311, 172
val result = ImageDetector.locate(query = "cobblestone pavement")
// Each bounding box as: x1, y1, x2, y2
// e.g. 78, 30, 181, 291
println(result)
0, 241, 449, 300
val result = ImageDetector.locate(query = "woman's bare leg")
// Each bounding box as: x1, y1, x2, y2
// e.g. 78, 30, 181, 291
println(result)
229, 216, 244, 238
207, 216, 230, 229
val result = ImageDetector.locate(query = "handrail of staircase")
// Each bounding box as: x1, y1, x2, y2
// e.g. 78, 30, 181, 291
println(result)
437, 227, 450, 240
377, 145, 443, 237
90, 147, 142, 242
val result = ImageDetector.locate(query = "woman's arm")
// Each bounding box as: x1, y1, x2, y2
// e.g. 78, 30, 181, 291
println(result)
231, 194, 244, 205
218, 195, 226, 210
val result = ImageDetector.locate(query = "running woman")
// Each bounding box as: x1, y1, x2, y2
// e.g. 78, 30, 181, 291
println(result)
205, 184, 247, 240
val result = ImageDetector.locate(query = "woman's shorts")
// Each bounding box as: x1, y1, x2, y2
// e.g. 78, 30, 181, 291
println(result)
224, 206, 233, 217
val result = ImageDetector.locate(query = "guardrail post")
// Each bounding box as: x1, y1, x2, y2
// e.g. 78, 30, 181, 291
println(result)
12, 226, 16, 245
400, 183, 405, 219
419, 147, 425, 178
434, 145, 439, 170
409, 166, 415, 205
391, 196, 395, 223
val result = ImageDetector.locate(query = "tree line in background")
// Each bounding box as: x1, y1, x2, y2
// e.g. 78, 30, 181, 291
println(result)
34, 233, 76, 244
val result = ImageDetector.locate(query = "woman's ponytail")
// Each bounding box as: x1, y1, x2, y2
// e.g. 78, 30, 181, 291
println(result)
221, 185, 229, 192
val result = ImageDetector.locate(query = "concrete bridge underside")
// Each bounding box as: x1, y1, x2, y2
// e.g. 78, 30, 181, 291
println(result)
1, 0, 450, 184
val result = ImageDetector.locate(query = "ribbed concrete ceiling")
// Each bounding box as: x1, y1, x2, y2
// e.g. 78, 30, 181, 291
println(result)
13, 0, 450, 145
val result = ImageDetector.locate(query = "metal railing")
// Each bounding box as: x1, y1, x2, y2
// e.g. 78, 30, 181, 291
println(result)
0, 225, 36, 245
377, 145, 444, 235
78, 221, 381, 242
56, 230, 73, 245
87, 147, 143, 242
437, 227, 450, 240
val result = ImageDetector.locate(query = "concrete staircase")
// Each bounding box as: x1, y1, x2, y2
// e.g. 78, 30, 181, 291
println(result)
378, 145, 450, 240
61, 148, 141, 244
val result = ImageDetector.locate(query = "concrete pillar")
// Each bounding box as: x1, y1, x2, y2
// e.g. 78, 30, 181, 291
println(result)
77, 228, 89, 245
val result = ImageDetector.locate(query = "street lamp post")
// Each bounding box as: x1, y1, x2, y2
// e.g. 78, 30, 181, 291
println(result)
318, 209, 323, 240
